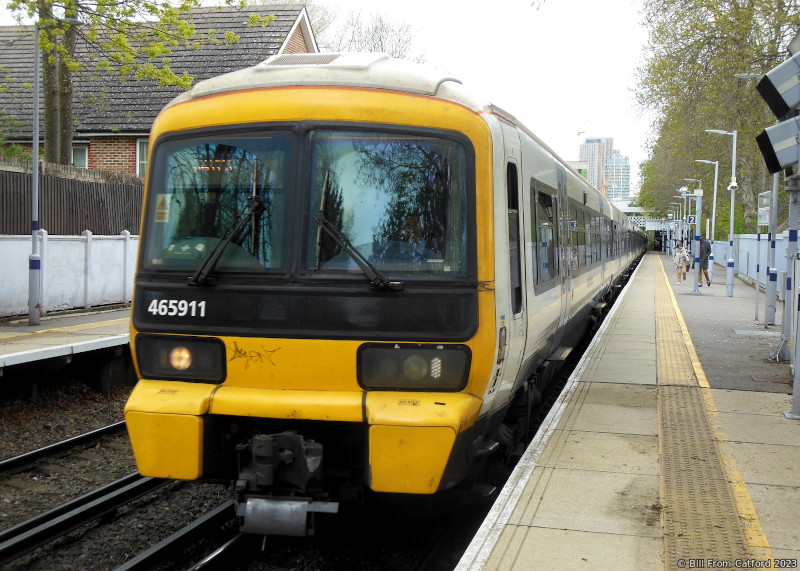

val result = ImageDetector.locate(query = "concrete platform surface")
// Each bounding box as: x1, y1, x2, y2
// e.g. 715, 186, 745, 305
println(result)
458, 252, 800, 570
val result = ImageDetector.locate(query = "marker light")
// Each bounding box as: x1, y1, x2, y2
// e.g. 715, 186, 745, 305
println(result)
358, 343, 470, 391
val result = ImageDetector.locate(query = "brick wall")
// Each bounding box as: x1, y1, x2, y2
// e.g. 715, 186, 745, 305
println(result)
89, 137, 137, 174
284, 26, 309, 53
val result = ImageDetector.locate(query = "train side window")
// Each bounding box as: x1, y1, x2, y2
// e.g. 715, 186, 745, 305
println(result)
507, 162, 522, 314
533, 183, 556, 286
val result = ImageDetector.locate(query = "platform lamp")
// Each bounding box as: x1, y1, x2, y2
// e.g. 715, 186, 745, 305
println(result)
695, 159, 719, 283
705, 129, 738, 296
670, 201, 681, 245
671, 202, 682, 252
674, 190, 688, 245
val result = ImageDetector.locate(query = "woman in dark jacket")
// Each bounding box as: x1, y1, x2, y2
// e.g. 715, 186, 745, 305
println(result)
698, 235, 712, 287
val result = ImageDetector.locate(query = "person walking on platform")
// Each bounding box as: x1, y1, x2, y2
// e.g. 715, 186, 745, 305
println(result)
698, 235, 712, 287
673, 241, 690, 284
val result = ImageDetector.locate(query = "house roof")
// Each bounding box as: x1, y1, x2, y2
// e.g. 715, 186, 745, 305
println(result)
0, 5, 316, 140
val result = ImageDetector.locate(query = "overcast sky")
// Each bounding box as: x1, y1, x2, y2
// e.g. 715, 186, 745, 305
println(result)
317, 0, 653, 191
1, 0, 653, 191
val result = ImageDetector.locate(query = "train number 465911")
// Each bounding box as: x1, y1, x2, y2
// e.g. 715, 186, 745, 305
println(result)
147, 299, 207, 317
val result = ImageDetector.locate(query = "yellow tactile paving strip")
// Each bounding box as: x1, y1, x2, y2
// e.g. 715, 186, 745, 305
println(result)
655, 257, 772, 567
0, 318, 128, 345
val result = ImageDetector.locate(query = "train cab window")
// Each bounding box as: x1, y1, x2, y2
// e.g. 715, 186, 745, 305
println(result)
304, 130, 469, 277
141, 133, 292, 273
533, 182, 557, 286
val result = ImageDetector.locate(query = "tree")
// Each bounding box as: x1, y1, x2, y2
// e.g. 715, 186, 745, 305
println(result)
325, 10, 423, 62
0, 111, 30, 159
635, 0, 800, 235
7, 0, 270, 165
256, 0, 424, 61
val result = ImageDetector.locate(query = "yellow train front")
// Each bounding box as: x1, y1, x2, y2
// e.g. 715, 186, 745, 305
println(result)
125, 53, 644, 536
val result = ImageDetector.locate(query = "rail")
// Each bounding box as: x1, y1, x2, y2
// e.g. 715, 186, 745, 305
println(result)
0, 421, 127, 472
0, 475, 168, 567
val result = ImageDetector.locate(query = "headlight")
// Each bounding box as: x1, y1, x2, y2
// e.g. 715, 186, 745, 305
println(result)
169, 346, 192, 370
358, 343, 470, 391
136, 335, 226, 383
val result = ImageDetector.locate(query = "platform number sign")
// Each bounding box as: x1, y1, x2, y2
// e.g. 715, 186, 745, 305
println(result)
687, 215, 697, 224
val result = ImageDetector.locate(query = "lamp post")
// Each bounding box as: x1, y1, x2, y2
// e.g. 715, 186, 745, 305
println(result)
672, 194, 684, 242
674, 191, 688, 244
695, 159, 719, 283
671, 200, 682, 223
684, 179, 703, 294
28, 22, 41, 326
705, 129, 738, 296
670, 202, 682, 254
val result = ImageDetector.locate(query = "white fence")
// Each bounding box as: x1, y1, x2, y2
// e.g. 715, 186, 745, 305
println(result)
3, 230, 794, 319
0, 231, 138, 318
708, 232, 790, 294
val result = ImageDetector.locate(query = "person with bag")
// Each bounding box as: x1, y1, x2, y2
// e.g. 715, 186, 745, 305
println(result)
673, 241, 690, 284
698, 235, 712, 287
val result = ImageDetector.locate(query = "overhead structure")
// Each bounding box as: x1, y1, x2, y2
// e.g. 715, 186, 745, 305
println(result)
754, 28, 800, 420
756, 31, 800, 173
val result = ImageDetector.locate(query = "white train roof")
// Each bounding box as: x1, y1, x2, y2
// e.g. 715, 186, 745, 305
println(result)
167, 52, 489, 110
164, 52, 617, 213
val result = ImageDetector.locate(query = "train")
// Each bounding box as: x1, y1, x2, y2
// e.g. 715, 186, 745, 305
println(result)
124, 52, 646, 536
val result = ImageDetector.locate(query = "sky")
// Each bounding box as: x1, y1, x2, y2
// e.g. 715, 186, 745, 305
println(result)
1, 0, 654, 191
316, 0, 654, 192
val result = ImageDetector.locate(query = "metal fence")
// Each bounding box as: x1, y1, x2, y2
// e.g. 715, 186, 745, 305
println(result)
0, 159, 143, 235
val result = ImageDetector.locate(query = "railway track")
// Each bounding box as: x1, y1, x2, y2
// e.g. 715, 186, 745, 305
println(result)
0, 473, 168, 567
116, 501, 238, 571
0, 420, 127, 473
0, 263, 630, 570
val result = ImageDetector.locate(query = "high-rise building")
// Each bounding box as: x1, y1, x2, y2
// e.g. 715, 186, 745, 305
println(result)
579, 137, 614, 191
578, 137, 631, 201
605, 150, 631, 201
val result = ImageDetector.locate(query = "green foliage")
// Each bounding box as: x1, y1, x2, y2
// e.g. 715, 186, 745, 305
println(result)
6, 0, 269, 91
4, 0, 277, 165
0, 111, 31, 158
637, 0, 800, 233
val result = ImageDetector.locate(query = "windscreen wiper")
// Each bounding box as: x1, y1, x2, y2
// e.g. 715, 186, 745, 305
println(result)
188, 194, 264, 286
314, 211, 404, 291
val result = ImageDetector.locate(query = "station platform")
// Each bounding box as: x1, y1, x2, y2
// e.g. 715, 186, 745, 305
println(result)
458, 252, 800, 570
0, 308, 129, 374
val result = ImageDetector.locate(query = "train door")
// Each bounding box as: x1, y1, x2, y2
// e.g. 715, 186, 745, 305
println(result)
491, 125, 527, 410
599, 201, 607, 287
529, 177, 562, 361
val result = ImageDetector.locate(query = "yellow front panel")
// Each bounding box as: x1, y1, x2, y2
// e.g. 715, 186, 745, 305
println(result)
369, 425, 455, 494
220, 337, 362, 391
125, 411, 203, 479
210, 386, 363, 422
124, 379, 215, 415
366, 392, 481, 431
